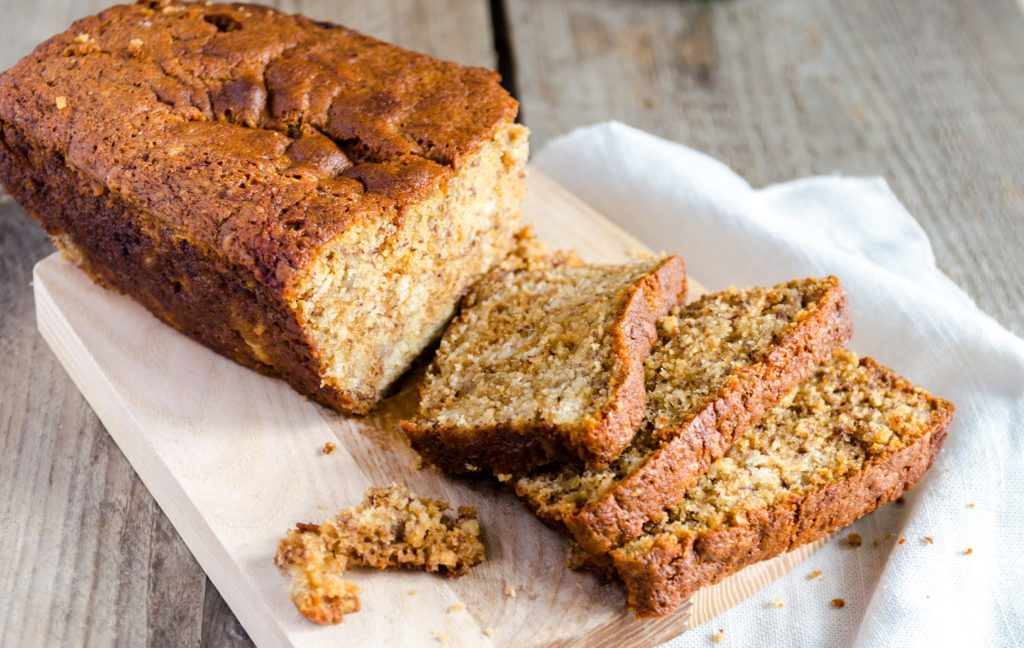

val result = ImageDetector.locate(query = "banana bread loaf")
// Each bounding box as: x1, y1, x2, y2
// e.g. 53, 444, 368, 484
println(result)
516, 277, 852, 555
586, 351, 954, 617
0, 0, 528, 413
402, 255, 686, 473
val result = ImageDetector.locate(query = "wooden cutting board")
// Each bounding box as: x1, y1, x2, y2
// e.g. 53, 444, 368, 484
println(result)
33, 170, 826, 648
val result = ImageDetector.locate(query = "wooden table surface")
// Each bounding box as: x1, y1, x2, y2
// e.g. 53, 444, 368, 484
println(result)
2, 1, 1022, 645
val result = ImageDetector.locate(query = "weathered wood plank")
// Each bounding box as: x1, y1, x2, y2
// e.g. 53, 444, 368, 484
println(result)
505, 0, 1024, 336
0, 1, 497, 646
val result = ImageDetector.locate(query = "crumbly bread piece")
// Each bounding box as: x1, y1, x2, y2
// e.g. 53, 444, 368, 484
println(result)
516, 277, 852, 554
402, 255, 686, 472
591, 351, 954, 617
274, 530, 362, 624
276, 483, 483, 597
0, 1, 527, 414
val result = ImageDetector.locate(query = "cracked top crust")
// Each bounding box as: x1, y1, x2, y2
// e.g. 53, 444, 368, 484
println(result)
0, 0, 518, 292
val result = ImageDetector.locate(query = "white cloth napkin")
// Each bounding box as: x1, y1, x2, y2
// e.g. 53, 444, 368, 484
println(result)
533, 122, 1024, 648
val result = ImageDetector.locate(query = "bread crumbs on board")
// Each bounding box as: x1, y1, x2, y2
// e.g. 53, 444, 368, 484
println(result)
484, 628, 495, 637
808, 570, 823, 580
923, 536, 934, 545
846, 532, 863, 547
712, 630, 725, 643
964, 548, 974, 555
504, 585, 517, 598
322, 442, 337, 455
831, 598, 846, 609
450, 603, 466, 613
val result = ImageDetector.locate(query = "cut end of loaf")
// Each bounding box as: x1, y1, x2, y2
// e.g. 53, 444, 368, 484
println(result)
279, 123, 529, 413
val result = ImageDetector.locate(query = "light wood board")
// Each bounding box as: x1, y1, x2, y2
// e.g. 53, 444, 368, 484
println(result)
33, 170, 825, 648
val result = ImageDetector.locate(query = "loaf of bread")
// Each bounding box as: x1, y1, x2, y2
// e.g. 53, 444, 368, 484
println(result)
0, 0, 528, 413
583, 351, 953, 617
402, 255, 686, 473
516, 277, 852, 555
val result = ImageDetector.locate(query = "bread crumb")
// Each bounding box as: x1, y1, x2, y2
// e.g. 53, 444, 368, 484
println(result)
433, 630, 448, 643
464, 464, 480, 472
923, 536, 934, 545
322, 442, 337, 455
968, 503, 975, 509
771, 596, 784, 608
128, 38, 143, 55
450, 603, 466, 613
504, 585, 517, 598
831, 598, 846, 609
964, 548, 973, 555
808, 570, 823, 580
409, 589, 418, 596
898, 537, 906, 545
712, 630, 725, 643
73, 33, 91, 43
495, 473, 513, 483
484, 628, 495, 637
846, 532, 862, 547
411, 455, 424, 470
872, 540, 879, 547
55, 96, 67, 110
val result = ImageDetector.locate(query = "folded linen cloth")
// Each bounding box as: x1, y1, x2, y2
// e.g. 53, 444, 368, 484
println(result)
533, 122, 1024, 648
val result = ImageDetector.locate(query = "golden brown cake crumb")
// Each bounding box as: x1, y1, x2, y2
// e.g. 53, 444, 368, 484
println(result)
484, 628, 495, 637
54, 96, 67, 110
899, 537, 907, 545
712, 630, 725, 643
449, 603, 467, 613
505, 585, 517, 598
404, 256, 686, 473
322, 442, 337, 455
275, 484, 484, 624
964, 548, 974, 555
831, 598, 846, 609
517, 277, 852, 555
808, 570, 823, 580
847, 533, 863, 547
924, 536, 934, 545
582, 351, 953, 618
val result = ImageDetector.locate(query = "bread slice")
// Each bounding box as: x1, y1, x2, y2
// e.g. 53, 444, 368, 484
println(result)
516, 277, 852, 554
589, 351, 954, 618
275, 484, 484, 623
402, 255, 687, 473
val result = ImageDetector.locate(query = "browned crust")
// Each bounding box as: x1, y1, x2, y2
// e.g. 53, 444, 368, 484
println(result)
578, 256, 688, 467
0, 2, 521, 414
527, 276, 854, 555
607, 365, 954, 618
401, 256, 687, 473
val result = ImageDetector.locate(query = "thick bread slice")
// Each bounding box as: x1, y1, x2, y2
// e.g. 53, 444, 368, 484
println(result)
516, 277, 852, 554
402, 256, 687, 473
594, 351, 954, 618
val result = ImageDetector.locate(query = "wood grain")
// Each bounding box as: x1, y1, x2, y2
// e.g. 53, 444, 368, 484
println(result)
505, 0, 1024, 337
29, 171, 823, 648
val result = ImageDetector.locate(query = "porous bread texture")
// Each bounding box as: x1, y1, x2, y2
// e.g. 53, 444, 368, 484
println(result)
0, 1, 527, 414
516, 277, 852, 555
598, 351, 954, 617
275, 484, 485, 624
402, 255, 687, 473
298, 124, 528, 411
274, 530, 361, 625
